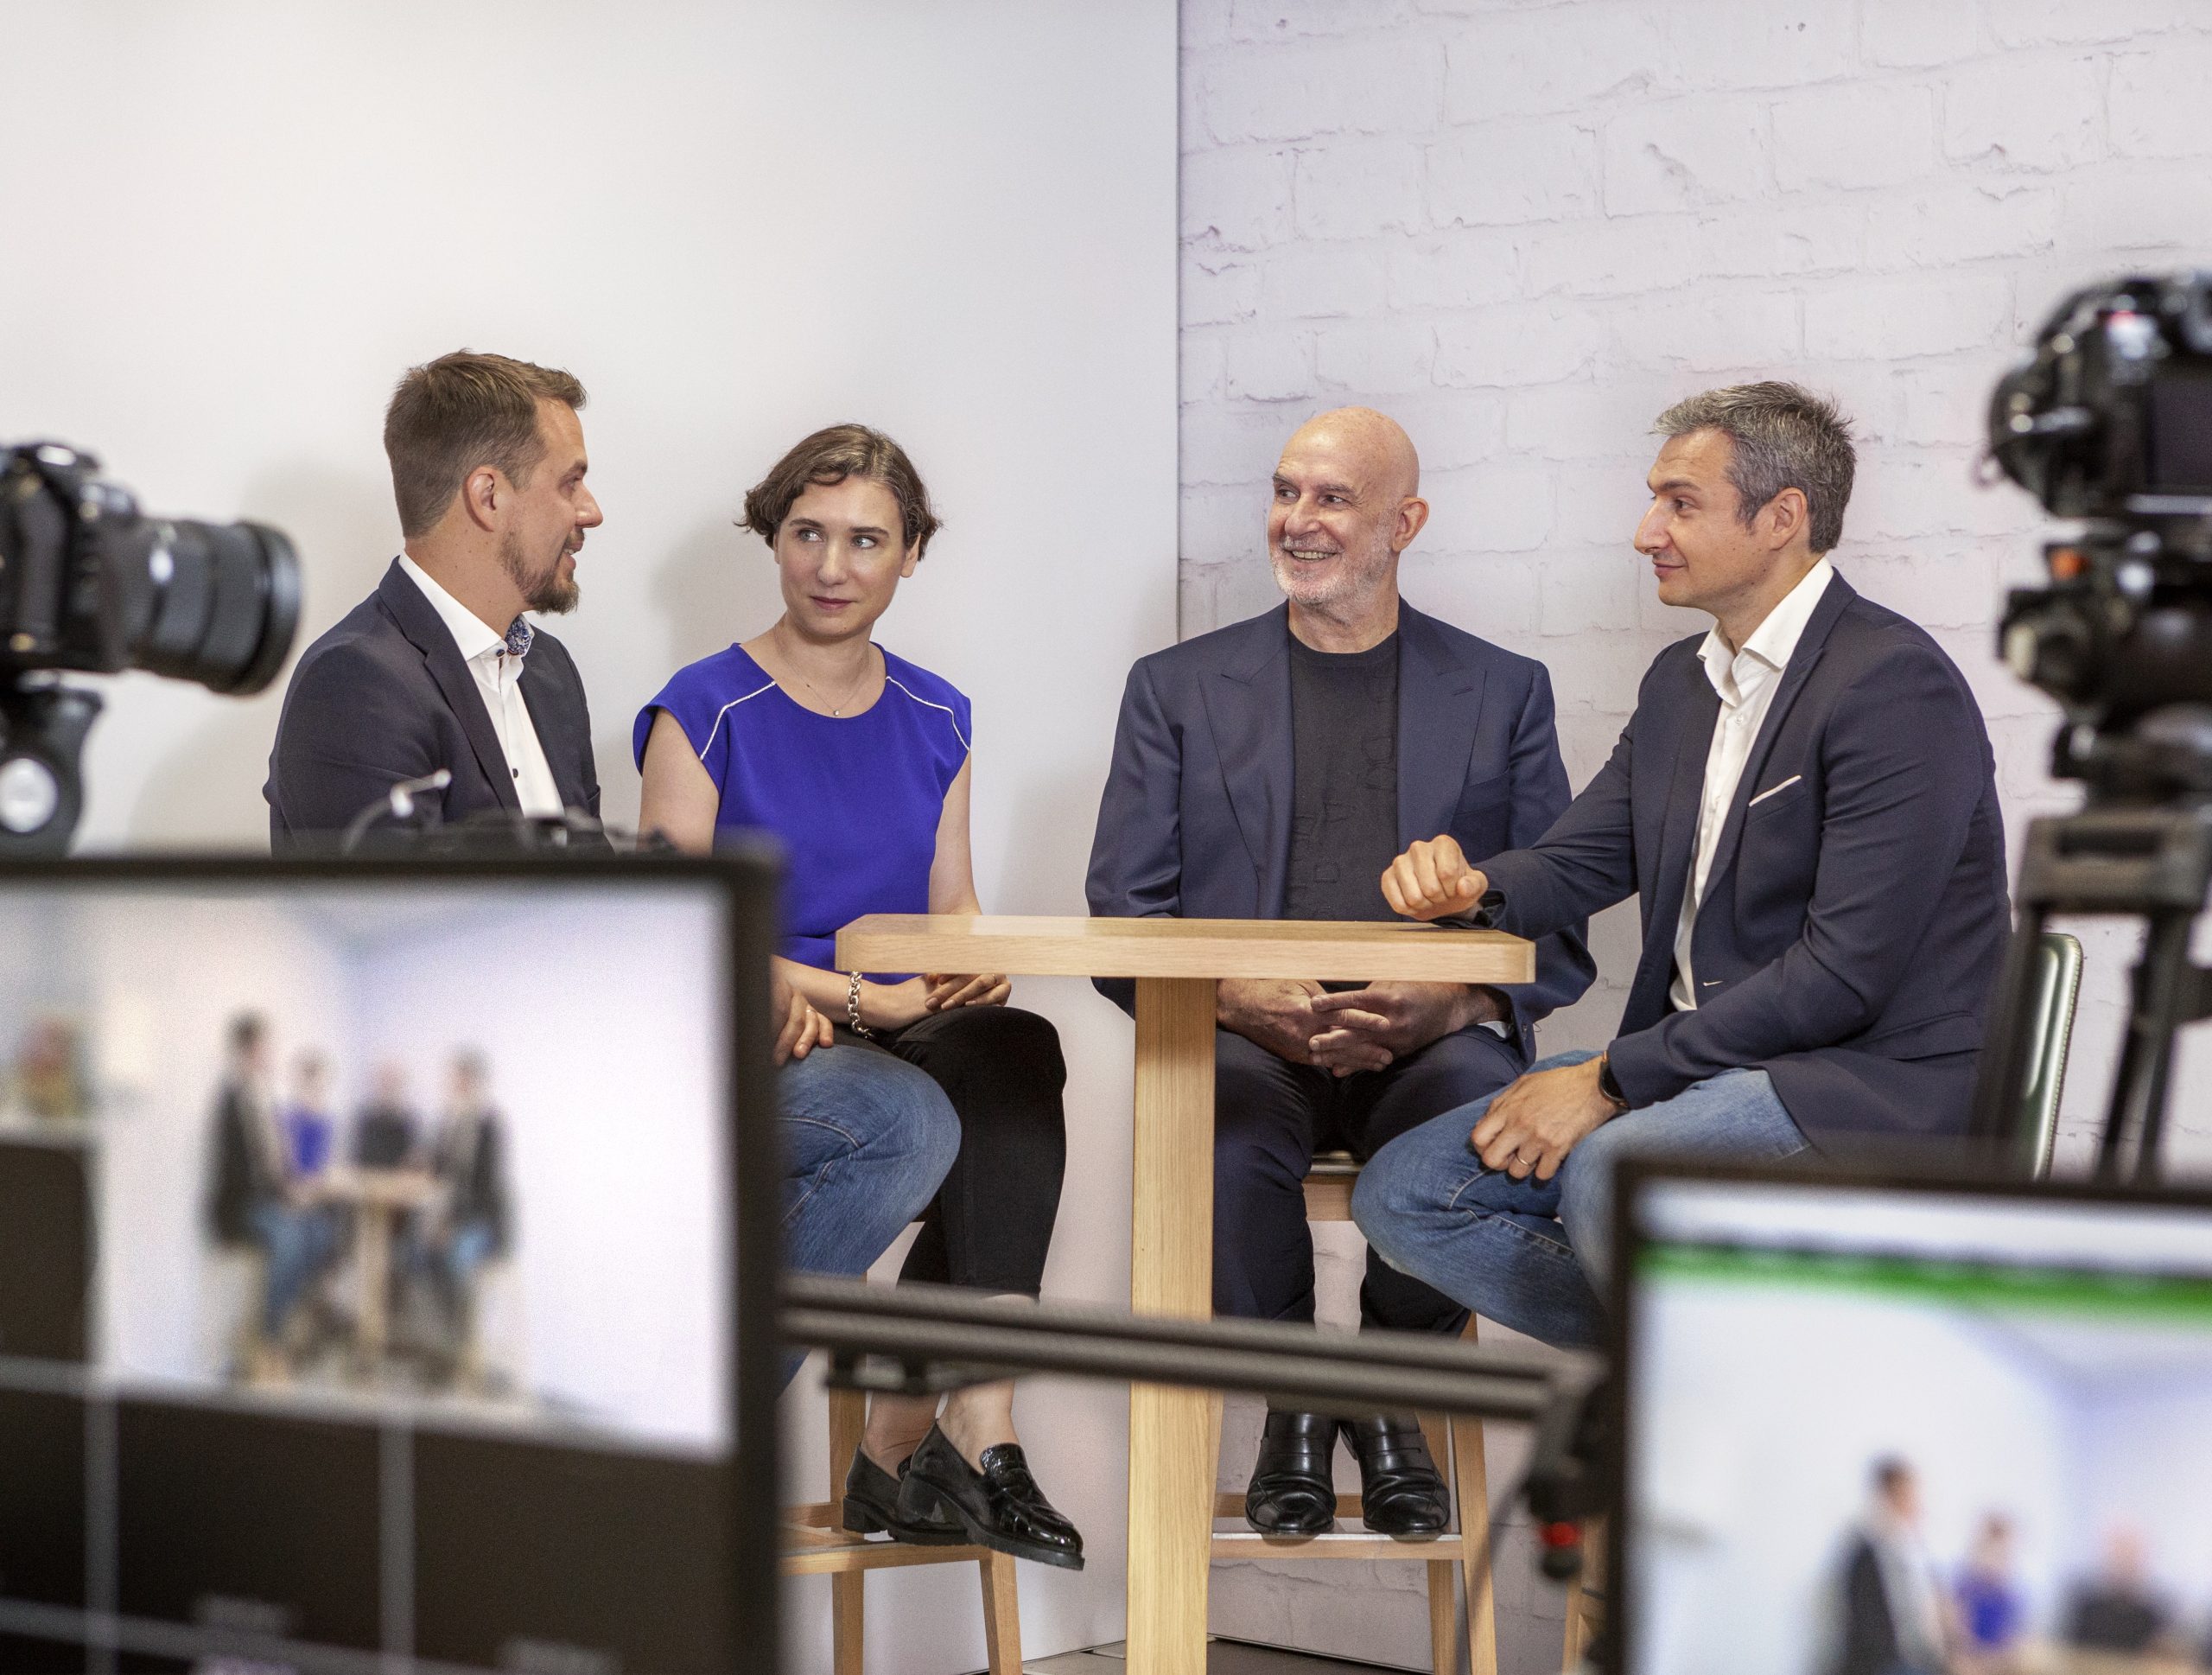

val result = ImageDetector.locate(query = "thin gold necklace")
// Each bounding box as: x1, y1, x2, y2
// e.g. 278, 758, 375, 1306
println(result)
773, 627, 874, 716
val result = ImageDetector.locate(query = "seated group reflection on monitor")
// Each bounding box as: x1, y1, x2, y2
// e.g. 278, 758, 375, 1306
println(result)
255, 348, 2019, 1568
204, 1011, 513, 1389
1826, 1457, 2212, 1674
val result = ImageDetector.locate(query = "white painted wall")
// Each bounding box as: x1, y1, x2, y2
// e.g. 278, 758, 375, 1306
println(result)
1179, 2, 2212, 1665
0, 5, 1176, 1668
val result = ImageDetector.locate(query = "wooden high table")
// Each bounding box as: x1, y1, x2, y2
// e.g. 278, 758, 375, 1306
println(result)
835, 914, 1535, 1675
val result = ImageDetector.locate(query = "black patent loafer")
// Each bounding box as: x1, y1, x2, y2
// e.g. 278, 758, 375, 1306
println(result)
1347, 1414, 1449, 1538
1245, 1408, 1339, 1535
842, 1447, 962, 1544
897, 1424, 1085, 1570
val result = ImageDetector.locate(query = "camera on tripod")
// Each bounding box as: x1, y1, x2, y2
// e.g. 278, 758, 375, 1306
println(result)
1973, 271, 2212, 1181
1987, 272, 2212, 793
0, 442, 301, 853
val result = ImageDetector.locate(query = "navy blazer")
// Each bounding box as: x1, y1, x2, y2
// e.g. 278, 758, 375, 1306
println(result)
1474, 573, 2008, 1143
1086, 601, 1596, 1047
265, 559, 601, 845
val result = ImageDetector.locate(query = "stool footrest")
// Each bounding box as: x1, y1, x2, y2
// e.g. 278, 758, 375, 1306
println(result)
1211, 1531, 1472, 1562
781, 1532, 1009, 1576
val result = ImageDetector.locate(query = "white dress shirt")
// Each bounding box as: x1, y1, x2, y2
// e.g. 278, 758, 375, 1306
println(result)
1669, 557, 1834, 1011
397, 555, 565, 818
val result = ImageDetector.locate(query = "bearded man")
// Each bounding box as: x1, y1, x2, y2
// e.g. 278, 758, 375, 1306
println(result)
266, 350, 605, 844
1087, 406, 1593, 1536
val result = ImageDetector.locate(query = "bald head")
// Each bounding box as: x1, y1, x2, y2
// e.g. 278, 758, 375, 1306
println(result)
1268, 406, 1429, 640
1284, 406, 1421, 500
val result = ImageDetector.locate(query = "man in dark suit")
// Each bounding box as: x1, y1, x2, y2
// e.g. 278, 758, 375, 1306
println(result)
1829, 1459, 1946, 1675
1357, 382, 2008, 1348
1088, 407, 1595, 1536
265, 350, 603, 845
205, 1012, 337, 1381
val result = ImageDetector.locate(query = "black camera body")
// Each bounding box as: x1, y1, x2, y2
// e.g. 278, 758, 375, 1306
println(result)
1, 443, 300, 693
1989, 274, 2212, 791
0, 443, 301, 853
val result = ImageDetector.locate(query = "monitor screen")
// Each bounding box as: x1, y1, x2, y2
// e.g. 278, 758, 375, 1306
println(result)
0, 862, 769, 1675
1620, 1171, 2212, 1675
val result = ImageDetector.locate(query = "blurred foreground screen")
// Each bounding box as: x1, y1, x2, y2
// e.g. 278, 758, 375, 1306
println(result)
1623, 1173, 2212, 1675
0, 868, 739, 1675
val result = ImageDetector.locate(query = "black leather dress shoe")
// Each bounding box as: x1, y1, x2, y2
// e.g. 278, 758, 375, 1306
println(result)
1245, 1408, 1339, 1535
842, 1448, 962, 1544
896, 1424, 1085, 1570
1347, 1415, 1449, 1538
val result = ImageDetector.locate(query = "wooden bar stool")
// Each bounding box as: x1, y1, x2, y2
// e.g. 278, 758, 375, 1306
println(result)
1208, 1150, 1497, 1675
779, 1375, 1023, 1674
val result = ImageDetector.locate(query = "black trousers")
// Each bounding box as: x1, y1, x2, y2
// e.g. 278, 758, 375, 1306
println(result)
1213, 1023, 1524, 1333
850, 1004, 1068, 1296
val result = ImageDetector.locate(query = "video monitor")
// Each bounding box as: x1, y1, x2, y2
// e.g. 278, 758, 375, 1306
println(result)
1617, 1166, 2212, 1675
0, 857, 779, 1675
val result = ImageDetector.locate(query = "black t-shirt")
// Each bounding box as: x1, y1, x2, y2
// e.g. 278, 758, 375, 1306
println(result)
2067, 1585, 2166, 1652
1283, 629, 1400, 923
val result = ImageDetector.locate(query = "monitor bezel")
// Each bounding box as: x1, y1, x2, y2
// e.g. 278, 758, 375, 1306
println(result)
1607, 1156, 2212, 1675
0, 847, 783, 1675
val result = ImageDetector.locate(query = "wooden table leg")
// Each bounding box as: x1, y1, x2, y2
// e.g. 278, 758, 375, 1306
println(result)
358, 1204, 390, 1366
1127, 976, 1217, 1675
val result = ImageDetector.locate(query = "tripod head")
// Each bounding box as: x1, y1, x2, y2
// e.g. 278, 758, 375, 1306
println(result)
0, 681, 102, 857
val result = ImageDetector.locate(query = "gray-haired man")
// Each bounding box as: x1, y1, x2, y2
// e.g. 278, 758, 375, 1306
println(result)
1352, 382, 2009, 1347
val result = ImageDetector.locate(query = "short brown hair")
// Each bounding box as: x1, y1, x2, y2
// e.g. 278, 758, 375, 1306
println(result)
384, 351, 587, 538
740, 424, 941, 559
1653, 381, 1857, 554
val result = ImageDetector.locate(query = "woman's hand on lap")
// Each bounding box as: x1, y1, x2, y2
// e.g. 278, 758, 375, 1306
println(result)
773, 971, 834, 1065
861, 977, 939, 1032
925, 972, 1011, 1010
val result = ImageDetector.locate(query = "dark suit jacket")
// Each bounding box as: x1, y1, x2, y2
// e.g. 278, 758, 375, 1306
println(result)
1086, 602, 1596, 1047
1472, 573, 2007, 1142
432, 1110, 513, 1257
1831, 1536, 1912, 1675
264, 559, 601, 845
206, 1080, 282, 1247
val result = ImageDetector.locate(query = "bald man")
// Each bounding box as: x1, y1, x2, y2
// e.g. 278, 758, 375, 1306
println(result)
1087, 408, 1594, 1536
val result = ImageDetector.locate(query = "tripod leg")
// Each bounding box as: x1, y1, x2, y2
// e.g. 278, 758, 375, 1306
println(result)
2099, 909, 2195, 1185
1967, 903, 2051, 1172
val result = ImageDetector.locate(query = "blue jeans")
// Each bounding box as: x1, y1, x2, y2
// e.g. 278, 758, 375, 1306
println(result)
777, 1041, 962, 1384
245, 1200, 339, 1338
404, 1217, 499, 1328
1352, 1049, 1812, 1349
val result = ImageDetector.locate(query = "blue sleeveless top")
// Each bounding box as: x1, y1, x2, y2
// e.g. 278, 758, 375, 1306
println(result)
633, 645, 971, 974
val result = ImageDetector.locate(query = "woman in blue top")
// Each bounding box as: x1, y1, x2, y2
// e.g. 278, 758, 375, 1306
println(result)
637, 424, 1079, 1570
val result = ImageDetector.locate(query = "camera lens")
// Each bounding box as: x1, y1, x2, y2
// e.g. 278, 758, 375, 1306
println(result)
120, 517, 302, 696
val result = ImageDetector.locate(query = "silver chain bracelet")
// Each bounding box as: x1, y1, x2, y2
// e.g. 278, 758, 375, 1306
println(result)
846, 970, 875, 1040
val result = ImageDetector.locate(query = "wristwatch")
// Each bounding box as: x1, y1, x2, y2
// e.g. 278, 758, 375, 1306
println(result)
1595, 1052, 1630, 1113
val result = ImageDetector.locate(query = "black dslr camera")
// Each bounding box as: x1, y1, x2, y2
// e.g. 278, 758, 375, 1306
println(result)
0, 443, 301, 853
1988, 272, 2212, 793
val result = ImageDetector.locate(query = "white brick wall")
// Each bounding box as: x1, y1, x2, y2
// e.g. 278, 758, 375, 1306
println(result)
1180, 2, 2212, 1667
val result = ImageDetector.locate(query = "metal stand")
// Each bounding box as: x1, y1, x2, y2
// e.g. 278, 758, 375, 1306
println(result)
1969, 716, 2212, 1182
0, 680, 100, 857
781, 1276, 1614, 1674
